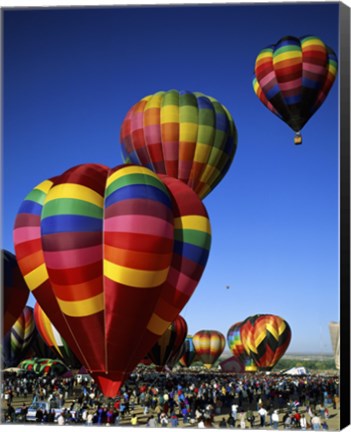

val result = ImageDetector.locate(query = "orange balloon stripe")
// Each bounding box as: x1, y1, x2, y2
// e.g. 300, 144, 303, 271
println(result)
104, 244, 170, 270
17, 249, 46, 275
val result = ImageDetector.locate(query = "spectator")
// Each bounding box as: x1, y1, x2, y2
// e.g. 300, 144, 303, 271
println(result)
258, 406, 268, 427
272, 410, 279, 430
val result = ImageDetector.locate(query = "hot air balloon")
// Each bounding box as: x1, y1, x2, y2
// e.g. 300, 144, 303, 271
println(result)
28, 330, 58, 360
193, 330, 225, 369
227, 322, 257, 372
179, 336, 197, 368
3, 249, 29, 335
147, 315, 187, 369
34, 303, 81, 369
3, 306, 36, 367
253, 35, 338, 144
240, 314, 291, 371
19, 358, 68, 376
120, 89, 237, 199
14, 163, 211, 397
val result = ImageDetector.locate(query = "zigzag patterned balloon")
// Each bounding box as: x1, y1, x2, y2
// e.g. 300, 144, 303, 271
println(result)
240, 314, 291, 370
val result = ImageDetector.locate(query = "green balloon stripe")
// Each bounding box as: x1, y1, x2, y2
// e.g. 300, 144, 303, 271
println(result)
25, 188, 48, 205
41, 198, 103, 219
106, 172, 167, 197
175, 229, 211, 249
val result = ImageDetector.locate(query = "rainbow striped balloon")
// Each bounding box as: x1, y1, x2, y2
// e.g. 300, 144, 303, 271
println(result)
13, 163, 211, 396
193, 329, 225, 369
240, 314, 291, 371
253, 35, 338, 144
120, 90, 237, 199
3, 306, 36, 367
227, 321, 257, 372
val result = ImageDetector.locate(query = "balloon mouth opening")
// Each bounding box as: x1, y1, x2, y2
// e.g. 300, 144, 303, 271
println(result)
91, 372, 126, 398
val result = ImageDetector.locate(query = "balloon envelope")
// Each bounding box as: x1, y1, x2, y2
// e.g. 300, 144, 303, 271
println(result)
3, 249, 29, 335
148, 315, 187, 368
120, 89, 237, 199
34, 302, 81, 368
193, 330, 225, 368
253, 35, 338, 143
3, 306, 36, 367
14, 163, 211, 396
240, 314, 291, 370
227, 321, 257, 372
179, 336, 197, 367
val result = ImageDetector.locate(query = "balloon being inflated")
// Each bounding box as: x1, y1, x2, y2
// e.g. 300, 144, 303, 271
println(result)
13, 163, 211, 396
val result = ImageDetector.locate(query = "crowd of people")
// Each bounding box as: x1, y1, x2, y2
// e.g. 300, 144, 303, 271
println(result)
1, 367, 339, 429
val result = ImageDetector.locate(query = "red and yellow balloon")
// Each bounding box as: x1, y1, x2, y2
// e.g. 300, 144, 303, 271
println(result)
193, 329, 225, 369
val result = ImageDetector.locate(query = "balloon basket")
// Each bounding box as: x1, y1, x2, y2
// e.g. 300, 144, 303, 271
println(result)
294, 133, 302, 145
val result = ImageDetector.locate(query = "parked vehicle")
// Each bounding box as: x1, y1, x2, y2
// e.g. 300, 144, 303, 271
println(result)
25, 399, 66, 422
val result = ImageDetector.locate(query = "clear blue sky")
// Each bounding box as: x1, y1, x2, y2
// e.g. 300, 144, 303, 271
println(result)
3, 3, 340, 354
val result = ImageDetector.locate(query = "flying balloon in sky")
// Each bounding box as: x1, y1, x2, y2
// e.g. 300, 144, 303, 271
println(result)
3, 249, 29, 335
253, 35, 337, 144
240, 314, 291, 370
13, 163, 211, 396
120, 89, 237, 199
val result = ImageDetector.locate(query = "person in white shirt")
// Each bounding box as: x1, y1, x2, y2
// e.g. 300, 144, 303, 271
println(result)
272, 410, 279, 429
258, 406, 267, 427
57, 413, 65, 426
231, 403, 239, 421
300, 414, 307, 430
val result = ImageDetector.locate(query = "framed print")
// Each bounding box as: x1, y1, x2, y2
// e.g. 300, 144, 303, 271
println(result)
1, 1, 350, 430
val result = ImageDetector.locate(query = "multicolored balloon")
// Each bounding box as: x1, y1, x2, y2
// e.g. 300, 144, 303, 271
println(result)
14, 163, 211, 396
3, 306, 36, 367
193, 330, 225, 369
120, 90, 237, 199
227, 321, 257, 372
179, 336, 197, 367
3, 249, 29, 335
19, 357, 68, 376
34, 302, 81, 368
253, 35, 338, 144
148, 315, 187, 368
240, 314, 291, 370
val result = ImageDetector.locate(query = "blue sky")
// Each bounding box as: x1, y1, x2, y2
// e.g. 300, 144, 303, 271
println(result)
3, 3, 340, 354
